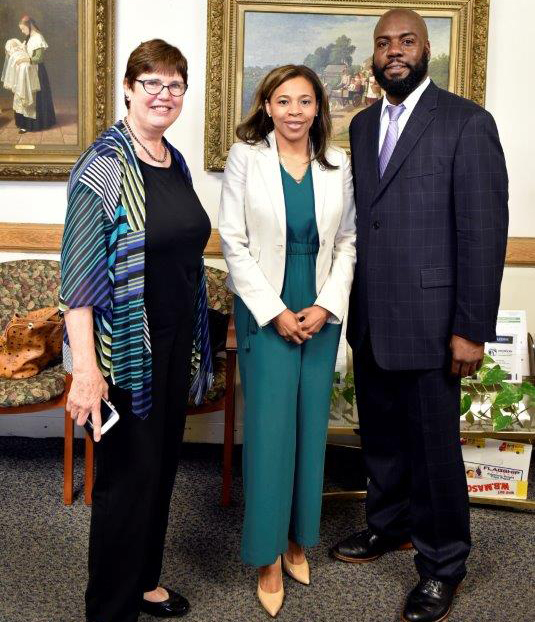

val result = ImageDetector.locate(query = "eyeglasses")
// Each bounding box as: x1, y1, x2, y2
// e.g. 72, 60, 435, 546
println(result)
135, 79, 188, 97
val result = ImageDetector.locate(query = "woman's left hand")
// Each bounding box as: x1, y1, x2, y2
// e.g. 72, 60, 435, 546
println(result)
296, 305, 330, 337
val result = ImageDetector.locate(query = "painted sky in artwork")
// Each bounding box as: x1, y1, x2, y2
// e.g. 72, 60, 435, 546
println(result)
243, 12, 451, 67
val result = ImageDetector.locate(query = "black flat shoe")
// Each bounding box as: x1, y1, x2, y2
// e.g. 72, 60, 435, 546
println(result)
402, 578, 459, 622
330, 528, 413, 563
141, 588, 190, 618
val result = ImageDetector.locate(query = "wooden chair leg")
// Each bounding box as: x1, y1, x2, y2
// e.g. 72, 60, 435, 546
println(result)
63, 374, 73, 505
84, 432, 94, 505
63, 408, 74, 505
222, 351, 236, 506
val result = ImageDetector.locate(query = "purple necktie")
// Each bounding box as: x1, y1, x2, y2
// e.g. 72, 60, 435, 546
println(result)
378, 103, 405, 178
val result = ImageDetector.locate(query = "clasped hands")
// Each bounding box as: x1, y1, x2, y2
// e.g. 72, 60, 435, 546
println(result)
272, 305, 329, 344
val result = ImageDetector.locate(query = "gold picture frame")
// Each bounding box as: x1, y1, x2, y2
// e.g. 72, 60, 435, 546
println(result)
0, 0, 114, 180
205, 0, 489, 171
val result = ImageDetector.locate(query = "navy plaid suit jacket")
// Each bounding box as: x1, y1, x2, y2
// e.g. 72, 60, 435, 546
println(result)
347, 81, 509, 369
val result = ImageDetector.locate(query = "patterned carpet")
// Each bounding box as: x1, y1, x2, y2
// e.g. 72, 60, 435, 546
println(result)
0, 437, 533, 622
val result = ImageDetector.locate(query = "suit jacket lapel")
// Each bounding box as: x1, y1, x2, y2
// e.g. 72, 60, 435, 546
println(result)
257, 131, 286, 236
311, 158, 326, 232
371, 81, 438, 206
364, 98, 383, 189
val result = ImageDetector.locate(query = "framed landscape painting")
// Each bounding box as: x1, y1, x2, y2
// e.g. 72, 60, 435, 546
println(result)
0, 0, 114, 180
205, 0, 489, 170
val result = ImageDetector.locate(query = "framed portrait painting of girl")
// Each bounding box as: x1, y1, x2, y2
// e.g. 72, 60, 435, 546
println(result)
0, 0, 114, 180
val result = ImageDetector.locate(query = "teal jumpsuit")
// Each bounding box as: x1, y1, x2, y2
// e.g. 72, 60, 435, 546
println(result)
234, 164, 342, 567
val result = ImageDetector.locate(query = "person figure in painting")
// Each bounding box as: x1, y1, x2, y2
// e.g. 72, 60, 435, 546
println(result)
331, 8, 508, 622
364, 73, 381, 106
6, 15, 56, 133
219, 64, 356, 617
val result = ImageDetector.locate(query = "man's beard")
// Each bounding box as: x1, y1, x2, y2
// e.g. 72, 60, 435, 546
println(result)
372, 51, 429, 98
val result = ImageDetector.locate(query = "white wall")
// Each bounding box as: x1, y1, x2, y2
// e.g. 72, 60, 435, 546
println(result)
1, 0, 534, 438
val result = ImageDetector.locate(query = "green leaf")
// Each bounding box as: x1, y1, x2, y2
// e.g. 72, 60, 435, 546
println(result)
344, 371, 354, 386
342, 387, 354, 405
520, 381, 535, 399
490, 405, 503, 420
493, 383, 523, 408
493, 414, 514, 431
461, 394, 472, 415
481, 365, 508, 385
465, 411, 474, 425
333, 371, 341, 384
483, 353, 495, 365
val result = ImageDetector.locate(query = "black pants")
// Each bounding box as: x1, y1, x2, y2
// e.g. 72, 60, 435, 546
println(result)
86, 320, 193, 622
355, 335, 471, 584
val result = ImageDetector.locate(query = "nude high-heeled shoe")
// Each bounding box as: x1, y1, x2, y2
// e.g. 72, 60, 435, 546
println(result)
282, 552, 310, 585
257, 556, 284, 617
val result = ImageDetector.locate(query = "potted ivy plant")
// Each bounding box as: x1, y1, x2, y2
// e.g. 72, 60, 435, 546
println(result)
461, 354, 535, 432
331, 354, 535, 433
330, 370, 356, 424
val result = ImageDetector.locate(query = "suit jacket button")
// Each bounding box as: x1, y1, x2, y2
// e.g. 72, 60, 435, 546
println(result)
372, 221, 380, 230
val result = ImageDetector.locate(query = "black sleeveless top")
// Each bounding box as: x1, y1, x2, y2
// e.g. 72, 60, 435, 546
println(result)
139, 155, 211, 329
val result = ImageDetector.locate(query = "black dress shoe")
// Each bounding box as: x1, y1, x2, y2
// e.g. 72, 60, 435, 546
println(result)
402, 578, 459, 622
330, 528, 413, 563
141, 588, 190, 618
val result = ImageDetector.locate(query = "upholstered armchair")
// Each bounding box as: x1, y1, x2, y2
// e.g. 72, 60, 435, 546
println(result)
0, 260, 74, 502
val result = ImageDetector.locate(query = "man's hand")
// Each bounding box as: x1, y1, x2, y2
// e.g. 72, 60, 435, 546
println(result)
450, 334, 484, 377
272, 309, 311, 344
296, 305, 330, 337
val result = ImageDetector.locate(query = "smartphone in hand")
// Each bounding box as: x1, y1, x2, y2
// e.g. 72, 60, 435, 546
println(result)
83, 397, 120, 438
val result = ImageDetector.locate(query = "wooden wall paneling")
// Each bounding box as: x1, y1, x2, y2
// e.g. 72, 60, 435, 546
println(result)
1, 224, 534, 265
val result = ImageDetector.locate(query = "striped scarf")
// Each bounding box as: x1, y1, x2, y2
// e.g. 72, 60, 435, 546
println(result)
59, 120, 213, 418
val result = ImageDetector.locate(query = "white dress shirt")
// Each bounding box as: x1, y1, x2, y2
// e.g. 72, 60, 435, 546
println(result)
378, 76, 431, 154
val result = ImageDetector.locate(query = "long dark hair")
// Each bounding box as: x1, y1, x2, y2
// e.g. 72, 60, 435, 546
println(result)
19, 15, 39, 43
236, 64, 337, 170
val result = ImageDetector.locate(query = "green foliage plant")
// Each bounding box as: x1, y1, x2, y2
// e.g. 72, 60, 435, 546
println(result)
461, 354, 535, 432
330, 354, 535, 433
331, 370, 356, 424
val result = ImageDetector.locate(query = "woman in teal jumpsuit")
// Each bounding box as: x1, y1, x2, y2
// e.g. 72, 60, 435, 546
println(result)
219, 65, 356, 617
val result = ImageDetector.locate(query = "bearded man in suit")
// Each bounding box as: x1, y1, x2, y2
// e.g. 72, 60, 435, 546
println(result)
330, 9, 509, 622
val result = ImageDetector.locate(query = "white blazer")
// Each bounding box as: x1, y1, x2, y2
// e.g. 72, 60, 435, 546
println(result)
218, 131, 356, 328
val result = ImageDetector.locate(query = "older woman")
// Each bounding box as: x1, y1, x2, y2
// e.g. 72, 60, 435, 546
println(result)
59, 39, 212, 622
219, 65, 356, 616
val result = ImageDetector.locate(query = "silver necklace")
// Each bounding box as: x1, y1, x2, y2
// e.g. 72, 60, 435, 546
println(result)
123, 117, 168, 164
278, 138, 312, 183
278, 152, 309, 184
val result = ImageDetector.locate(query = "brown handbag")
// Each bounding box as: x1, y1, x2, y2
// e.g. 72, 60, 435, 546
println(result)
0, 307, 64, 379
